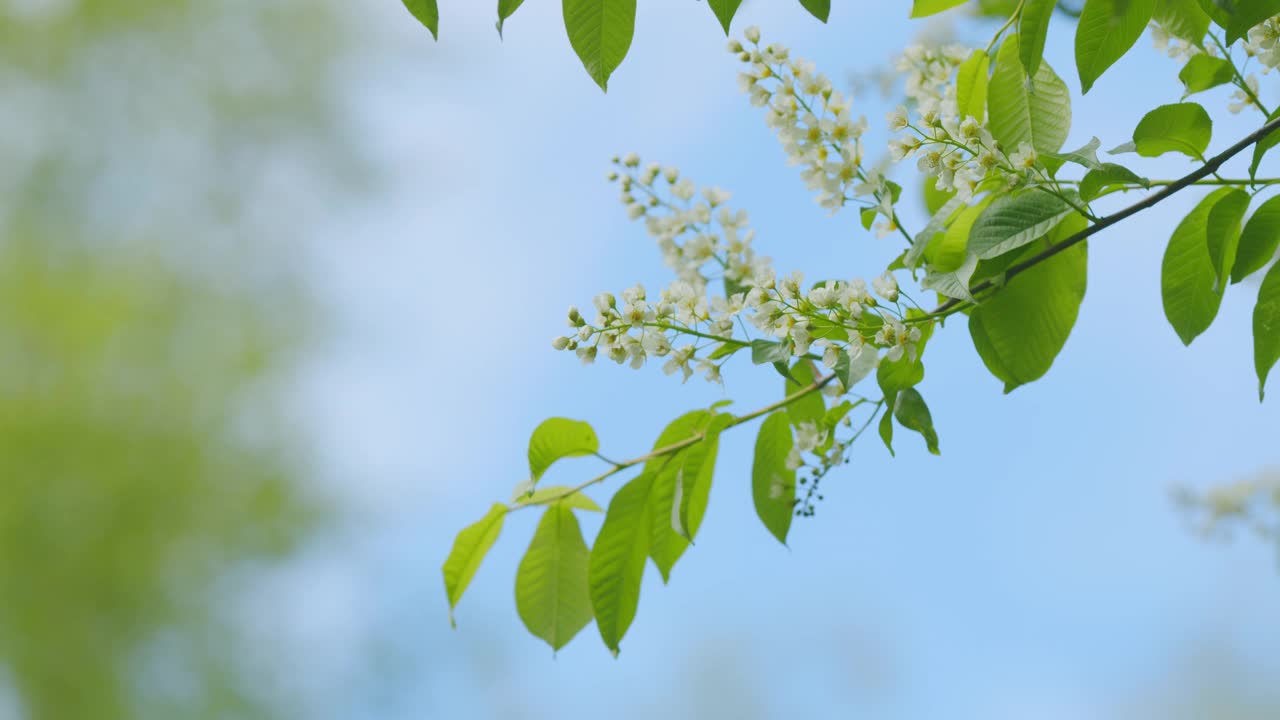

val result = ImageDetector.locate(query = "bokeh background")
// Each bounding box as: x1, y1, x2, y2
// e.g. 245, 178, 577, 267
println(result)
1, 0, 1277, 718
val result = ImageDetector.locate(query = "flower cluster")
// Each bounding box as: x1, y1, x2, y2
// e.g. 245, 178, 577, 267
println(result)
729, 28, 881, 218
885, 44, 1051, 201
550, 157, 930, 388
1244, 16, 1280, 72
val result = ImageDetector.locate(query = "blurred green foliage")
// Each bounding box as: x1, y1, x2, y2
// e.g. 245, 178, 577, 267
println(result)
0, 0, 355, 717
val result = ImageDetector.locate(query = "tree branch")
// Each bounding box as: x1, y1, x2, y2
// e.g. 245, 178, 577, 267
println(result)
931, 116, 1280, 316
507, 372, 841, 512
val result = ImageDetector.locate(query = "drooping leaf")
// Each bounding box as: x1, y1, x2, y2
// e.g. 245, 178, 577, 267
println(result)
1079, 162, 1150, 200
878, 400, 896, 455
1043, 136, 1104, 175
1203, 189, 1250, 293
928, 196, 995, 272
911, 0, 970, 16
1129, 102, 1212, 159
877, 350, 925, 395
589, 472, 653, 655
515, 502, 593, 651
969, 215, 1089, 392
1254, 260, 1280, 400
497, 0, 527, 36
442, 503, 506, 627
563, 0, 637, 91
1161, 188, 1242, 344
512, 485, 604, 512
1223, 0, 1280, 43
834, 346, 879, 391
798, 0, 831, 21
1075, 0, 1156, 94
1178, 54, 1236, 94
752, 413, 795, 545
1019, 0, 1057, 79
708, 0, 744, 33
956, 49, 991, 122
528, 418, 599, 486
1155, 0, 1211, 43
402, 0, 439, 39
923, 252, 980, 303
751, 339, 793, 365
646, 412, 730, 581
892, 388, 941, 455
1250, 108, 1280, 181
669, 413, 732, 543
968, 190, 1077, 259
923, 174, 958, 215
784, 359, 827, 428
988, 35, 1073, 154
1233, 195, 1280, 283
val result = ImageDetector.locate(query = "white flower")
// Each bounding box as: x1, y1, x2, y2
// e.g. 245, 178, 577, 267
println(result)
1008, 141, 1037, 170
886, 104, 910, 131
794, 421, 826, 452
552, 336, 571, 351
872, 272, 899, 302
744, 26, 761, 44
784, 447, 804, 472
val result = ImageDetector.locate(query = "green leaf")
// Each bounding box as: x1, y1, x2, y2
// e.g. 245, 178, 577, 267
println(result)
877, 351, 925, 395
1130, 102, 1212, 159
968, 190, 1077, 259
512, 485, 604, 512
1155, 0, 1211, 43
892, 388, 940, 455
923, 175, 958, 215
956, 50, 991, 122
751, 339, 794, 365
1255, 260, 1280, 400
528, 418, 599, 486
911, 0, 970, 16
1075, 0, 1156, 94
878, 402, 895, 455
834, 346, 879, 391
907, 194, 966, 269
969, 215, 1089, 392
563, 0, 637, 91
1162, 188, 1244, 344
929, 196, 995, 272
1043, 136, 1104, 175
669, 414, 732, 543
923, 252, 980, 303
861, 207, 878, 231
402, 0, 439, 39
751, 413, 795, 545
988, 35, 1073, 155
1079, 162, 1151, 200
1195, 0, 1232, 29
1251, 108, 1280, 181
589, 472, 653, 655
784, 359, 827, 428
1019, 0, 1057, 80
442, 503, 506, 627
1204, 189, 1250, 293
1233, 195, 1280, 283
798, 0, 831, 21
497, 0, 526, 36
646, 412, 730, 581
1223, 0, 1280, 43
515, 502, 593, 651
708, 0, 744, 33
1178, 54, 1236, 94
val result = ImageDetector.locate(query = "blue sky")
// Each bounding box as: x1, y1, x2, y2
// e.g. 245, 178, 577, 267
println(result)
303, 2, 1280, 717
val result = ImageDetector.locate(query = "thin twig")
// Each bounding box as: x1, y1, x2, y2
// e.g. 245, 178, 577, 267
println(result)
507, 373, 839, 512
